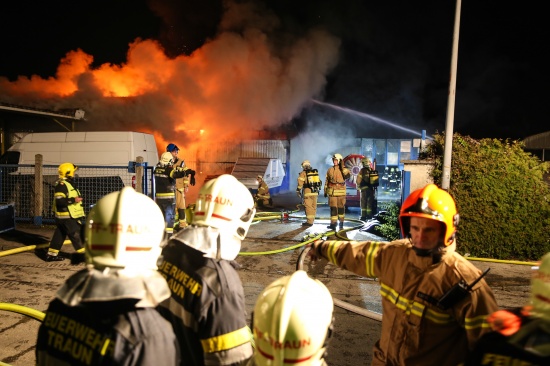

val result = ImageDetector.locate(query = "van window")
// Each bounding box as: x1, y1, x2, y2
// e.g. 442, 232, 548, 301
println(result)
0, 151, 20, 165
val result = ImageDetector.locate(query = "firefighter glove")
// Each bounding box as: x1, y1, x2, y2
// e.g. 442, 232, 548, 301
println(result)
188, 169, 196, 186
296, 188, 302, 198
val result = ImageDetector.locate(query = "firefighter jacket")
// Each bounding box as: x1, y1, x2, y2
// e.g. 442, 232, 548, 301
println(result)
324, 165, 350, 197
36, 268, 180, 366
297, 168, 320, 197
257, 180, 270, 200
464, 308, 550, 365
154, 165, 187, 199
172, 158, 195, 192
157, 234, 253, 366
311, 239, 498, 366
356, 167, 378, 191
53, 178, 85, 219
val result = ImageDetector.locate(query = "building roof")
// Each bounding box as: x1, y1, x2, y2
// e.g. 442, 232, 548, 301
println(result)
523, 131, 550, 149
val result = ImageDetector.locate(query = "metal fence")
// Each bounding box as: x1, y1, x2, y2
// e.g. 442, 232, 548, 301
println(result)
0, 164, 155, 224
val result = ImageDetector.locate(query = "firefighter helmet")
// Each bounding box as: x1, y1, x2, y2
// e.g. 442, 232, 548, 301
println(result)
257, 175, 263, 181
193, 173, 255, 240
332, 153, 343, 163
58, 162, 78, 178
252, 270, 334, 366
84, 187, 165, 272
531, 252, 550, 320
361, 157, 371, 167
159, 152, 173, 166
166, 143, 179, 153
399, 184, 459, 246
301, 160, 311, 169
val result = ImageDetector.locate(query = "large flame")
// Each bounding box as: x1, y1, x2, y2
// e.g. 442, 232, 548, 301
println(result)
0, 1, 340, 161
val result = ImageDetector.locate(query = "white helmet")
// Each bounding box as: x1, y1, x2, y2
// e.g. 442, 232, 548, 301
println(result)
193, 174, 255, 241
301, 160, 311, 169
252, 270, 334, 366
159, 152, 173, 166
332, 153, 343, 163
84, 187, 165, 272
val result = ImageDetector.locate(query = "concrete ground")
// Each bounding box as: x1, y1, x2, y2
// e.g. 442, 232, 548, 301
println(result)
0, 191, 533, 366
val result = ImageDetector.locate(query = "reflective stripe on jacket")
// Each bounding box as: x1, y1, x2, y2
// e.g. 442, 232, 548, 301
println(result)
157, 242, 253, 366
53, 179, 84, 219
313, 239, 498, 366
325, 166, 347, 196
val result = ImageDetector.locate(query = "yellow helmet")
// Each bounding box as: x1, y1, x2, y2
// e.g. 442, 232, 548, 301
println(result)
531, 252, 550, 320
58, 162, 78, 178
332, 153, 343, 163
84, 187, 165, 272
252, 270, 334, 366
361, 157, 371, 167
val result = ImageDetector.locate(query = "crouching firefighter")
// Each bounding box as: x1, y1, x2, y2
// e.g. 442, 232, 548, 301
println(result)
296, 160, 321, 226
356, 157, 379, 221
36, 187, 181, 365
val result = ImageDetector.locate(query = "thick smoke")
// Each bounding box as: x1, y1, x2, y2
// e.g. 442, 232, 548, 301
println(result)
0, 0, 340, 152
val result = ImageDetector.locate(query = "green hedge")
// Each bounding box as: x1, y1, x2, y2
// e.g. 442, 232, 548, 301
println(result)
421, 133, 550, 261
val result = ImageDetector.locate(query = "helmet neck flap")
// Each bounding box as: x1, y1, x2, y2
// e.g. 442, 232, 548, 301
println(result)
172, 226, 242, 260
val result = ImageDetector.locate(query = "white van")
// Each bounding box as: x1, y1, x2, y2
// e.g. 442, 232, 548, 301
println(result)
2, 131, 158, 167
0, 131, 159, 187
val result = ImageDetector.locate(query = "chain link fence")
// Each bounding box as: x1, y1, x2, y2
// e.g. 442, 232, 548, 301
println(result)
0, 164, 154, 224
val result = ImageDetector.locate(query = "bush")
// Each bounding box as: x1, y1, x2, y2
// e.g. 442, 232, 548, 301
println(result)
377, 201, 401, 241
421, 133, 550, 261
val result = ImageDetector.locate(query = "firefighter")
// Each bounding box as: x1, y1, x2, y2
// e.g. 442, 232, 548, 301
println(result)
324, 153, 350, 230
36, 187, 180, 365
308, 184, 498, 366
296, 160, 321, 226
250, 270, 334, 366
356, 157, 379, 221
153, 151, 187, 236
464, 252, 550, 365
157, 174, 255, 366
166, 143, 195, 231
42, 162, 86, 264
254, 174, 272, 208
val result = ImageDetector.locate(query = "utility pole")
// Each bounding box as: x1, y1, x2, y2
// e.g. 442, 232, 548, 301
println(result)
442, 0, 462, 190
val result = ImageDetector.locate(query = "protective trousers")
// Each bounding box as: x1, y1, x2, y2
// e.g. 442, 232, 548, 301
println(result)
328, 196, 346, 226
360, 188, 375, 219
303, 194, 318, 224
175, 188, 186, 226
49, 218, 84, 253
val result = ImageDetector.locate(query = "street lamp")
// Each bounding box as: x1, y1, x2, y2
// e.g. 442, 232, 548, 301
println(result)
442, 0, 462, 190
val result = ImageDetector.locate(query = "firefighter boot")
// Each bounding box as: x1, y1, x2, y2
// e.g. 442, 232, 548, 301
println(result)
326, 223, 337, 230
339, 221, 344, 229
45, 253, 65, 262
71, 251, 86, 265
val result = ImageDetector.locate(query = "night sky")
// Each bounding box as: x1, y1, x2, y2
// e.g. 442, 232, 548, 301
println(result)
0, 0, 547, 141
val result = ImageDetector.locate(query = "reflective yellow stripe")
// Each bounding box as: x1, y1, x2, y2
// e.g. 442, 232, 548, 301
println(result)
326, 241, 341, 265
465, 314, 491, 330
379, 282, 454, 325
156, 193, 175, 197
201, 326, 251, 353
365, 242, 381, 277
